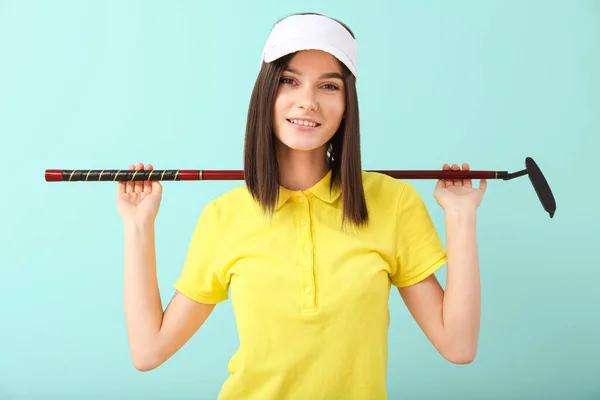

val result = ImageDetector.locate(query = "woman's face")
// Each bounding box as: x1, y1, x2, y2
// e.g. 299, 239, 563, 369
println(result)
272, 50, 346, 152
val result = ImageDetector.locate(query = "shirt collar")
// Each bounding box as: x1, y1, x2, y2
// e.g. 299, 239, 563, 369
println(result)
276, 170, 342, 209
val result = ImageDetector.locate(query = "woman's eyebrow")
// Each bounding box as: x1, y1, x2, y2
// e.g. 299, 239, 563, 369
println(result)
284, 66, 343, 80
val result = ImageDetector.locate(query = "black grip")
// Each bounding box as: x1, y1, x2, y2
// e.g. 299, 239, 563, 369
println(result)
61, 170, 180, 181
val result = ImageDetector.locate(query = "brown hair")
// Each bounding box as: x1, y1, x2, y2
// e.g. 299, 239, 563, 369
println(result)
243, 13, 368, 228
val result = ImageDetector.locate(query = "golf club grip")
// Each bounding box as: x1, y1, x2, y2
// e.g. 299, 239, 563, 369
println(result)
45, 169, 500, 182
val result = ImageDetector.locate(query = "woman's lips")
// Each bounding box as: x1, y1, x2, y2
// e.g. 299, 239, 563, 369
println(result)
286, 118, 321, 131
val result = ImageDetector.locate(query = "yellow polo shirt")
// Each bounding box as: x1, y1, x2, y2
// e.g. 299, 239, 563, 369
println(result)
174, 170, 447, 400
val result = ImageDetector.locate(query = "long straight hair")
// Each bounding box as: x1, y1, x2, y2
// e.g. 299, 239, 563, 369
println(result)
244, 13, 368, 228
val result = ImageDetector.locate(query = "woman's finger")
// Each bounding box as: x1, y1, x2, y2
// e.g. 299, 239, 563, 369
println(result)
462, 162, 472, 187
134, 162, 143, 193
125, 164, 135, 194
451, 163, 461, 186
441, 163, 452, 186
479, 178, 488, 193
144, 163, 153, 194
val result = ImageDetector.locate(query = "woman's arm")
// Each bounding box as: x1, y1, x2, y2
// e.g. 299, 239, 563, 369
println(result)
398, 207, 480, 364
124, 220, 215, 372
398, 162, 485, 364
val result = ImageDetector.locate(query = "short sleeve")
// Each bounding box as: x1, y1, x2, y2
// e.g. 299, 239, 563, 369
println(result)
391, 183, 448, 288
173, 200, 229, 304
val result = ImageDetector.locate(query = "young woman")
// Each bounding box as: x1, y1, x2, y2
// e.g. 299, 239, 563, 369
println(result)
117, 12, 486, 400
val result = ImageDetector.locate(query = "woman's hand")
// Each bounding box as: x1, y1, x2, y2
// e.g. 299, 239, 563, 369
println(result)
433, 162, 487, 213
116, 162, 163, 224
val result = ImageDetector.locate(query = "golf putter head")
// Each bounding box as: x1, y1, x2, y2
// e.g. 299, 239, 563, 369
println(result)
525, 157, 556, 218
502, 157, 556, 218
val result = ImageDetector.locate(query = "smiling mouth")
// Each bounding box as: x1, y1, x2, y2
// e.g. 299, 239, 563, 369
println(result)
287, 118, 321, 128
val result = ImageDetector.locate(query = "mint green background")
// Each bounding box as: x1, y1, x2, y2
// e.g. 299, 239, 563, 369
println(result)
1, 0, 598, 399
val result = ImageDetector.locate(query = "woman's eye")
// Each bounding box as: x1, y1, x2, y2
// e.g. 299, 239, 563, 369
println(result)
279, 77, 339, 91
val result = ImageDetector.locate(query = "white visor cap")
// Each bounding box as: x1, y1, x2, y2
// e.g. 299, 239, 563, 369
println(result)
260, 14, 358, 77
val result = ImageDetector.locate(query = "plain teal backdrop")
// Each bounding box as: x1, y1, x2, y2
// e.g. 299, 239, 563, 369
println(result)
1, 0, 598, 398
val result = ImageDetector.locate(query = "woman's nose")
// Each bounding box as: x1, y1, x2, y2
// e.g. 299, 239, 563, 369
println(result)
295, 87, 318, 111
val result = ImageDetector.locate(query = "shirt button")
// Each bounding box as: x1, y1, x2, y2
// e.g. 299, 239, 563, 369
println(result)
298, 197, 304, 203
301, 219, 306, 225
305, 286, 312, 293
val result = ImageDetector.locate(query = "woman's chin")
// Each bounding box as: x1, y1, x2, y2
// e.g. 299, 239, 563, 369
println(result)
277, 138, 327, 152
275, 130, 332, 153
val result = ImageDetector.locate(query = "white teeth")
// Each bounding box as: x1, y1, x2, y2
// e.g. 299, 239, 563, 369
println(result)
290, 119, 318, 127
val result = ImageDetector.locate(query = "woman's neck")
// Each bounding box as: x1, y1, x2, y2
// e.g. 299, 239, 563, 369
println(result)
276, 142, 329, 191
